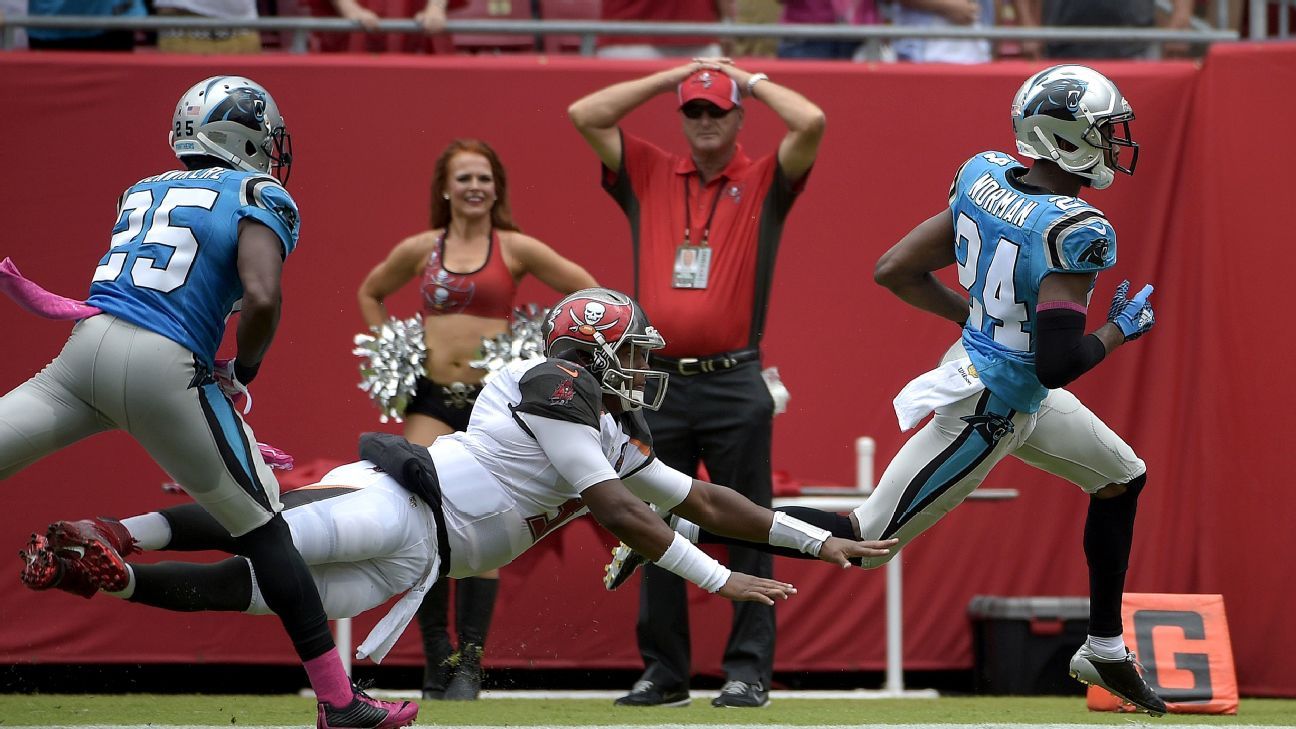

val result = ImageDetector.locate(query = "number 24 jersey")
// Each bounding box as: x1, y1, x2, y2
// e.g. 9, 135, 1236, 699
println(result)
949, 151, 1117, 414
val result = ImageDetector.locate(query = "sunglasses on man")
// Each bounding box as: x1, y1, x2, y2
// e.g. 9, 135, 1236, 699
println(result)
681, 103, 733, 120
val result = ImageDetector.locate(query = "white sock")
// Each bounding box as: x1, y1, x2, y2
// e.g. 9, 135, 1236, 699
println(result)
105, 564, 136, 599
1088, 634, 1127, 660
121, 512, 172, 551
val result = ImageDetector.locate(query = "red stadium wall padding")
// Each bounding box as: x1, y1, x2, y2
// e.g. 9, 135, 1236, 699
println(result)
0, 49, 1293, 697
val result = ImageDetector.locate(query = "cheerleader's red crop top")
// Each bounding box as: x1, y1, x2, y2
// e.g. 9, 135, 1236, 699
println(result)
421, 230, 517, 319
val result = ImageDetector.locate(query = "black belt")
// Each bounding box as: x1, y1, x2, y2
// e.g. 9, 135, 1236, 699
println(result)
357, 432, 452, 577
650, 348, 760, 376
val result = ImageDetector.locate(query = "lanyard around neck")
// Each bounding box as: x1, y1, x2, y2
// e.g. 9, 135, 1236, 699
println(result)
683, 173, 724, 247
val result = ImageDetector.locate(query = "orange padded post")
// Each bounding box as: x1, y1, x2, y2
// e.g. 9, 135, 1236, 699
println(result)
1087, 593, 1238, 715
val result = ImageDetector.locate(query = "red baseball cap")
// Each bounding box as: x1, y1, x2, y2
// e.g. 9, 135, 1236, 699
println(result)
677, 70, 742, 111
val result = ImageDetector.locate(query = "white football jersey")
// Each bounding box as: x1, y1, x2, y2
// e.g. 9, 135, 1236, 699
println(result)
429, 357, 680, 577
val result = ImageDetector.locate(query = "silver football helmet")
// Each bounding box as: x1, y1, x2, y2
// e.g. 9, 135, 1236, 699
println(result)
1011, 65, 1137, 190
170, 76, 293, 184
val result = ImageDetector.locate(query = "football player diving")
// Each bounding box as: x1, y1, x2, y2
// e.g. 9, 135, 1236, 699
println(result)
19, 288, 896, 667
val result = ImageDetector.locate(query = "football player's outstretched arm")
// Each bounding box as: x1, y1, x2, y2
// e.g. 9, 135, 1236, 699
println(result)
582, 479, 797, 605
233, 219, 284, 385
667, 478, 896, 567
874, 210, 970, 325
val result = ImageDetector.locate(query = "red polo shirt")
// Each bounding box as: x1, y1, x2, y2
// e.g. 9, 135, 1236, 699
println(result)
602, 132, 805, 357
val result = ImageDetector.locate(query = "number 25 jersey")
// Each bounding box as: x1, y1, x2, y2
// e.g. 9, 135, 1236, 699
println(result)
950, 151, 1117, 414
85, 168, 300, 368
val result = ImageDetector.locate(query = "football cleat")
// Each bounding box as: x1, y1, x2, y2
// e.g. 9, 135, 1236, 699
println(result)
46, 518, 139, 559
603, 542, 647, 591
317, 680, 418, 729
1069, 641, 1167, 717
45, 521, 131, 593
19, 534, 98, 598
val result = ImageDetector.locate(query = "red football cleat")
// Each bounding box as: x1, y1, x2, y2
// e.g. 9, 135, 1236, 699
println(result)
19, 534, 98, 598
45, 521, 131, 593
46, 518, 139, 559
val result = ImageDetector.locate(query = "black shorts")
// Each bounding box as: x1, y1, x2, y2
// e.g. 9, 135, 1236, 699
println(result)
405, 377, 481, 431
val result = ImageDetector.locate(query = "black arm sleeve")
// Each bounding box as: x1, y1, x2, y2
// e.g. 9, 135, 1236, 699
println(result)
1035, 306, 1107, 389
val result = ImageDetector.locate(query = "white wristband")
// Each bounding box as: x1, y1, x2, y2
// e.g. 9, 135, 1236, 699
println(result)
746, 72, 769, 97
655, 532, 731, 593
768, 512, 831, 556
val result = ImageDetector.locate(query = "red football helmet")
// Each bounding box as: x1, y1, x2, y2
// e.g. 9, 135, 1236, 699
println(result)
544, 288, 667, 410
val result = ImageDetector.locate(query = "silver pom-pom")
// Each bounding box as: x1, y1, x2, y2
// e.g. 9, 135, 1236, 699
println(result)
353, 315, 427, 423
470, 304, 551, 377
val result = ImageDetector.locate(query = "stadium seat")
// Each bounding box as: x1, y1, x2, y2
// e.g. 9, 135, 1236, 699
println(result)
537, 0, 598, 54
449, 0, 537, 54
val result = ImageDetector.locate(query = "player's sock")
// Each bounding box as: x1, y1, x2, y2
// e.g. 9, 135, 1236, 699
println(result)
127, 558, 252, 610
455, 576, 498, 650
158, 503, 239, 552
233, 514, 336, 664
121, 513, 172, 551
1085, 473, 1146, 639
303, 648, 353, 708
105, 564, 137, 599
1086, 634, 1128, 660
417, 579, 453, 696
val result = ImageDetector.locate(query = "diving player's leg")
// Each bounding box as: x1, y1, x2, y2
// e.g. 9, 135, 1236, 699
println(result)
1013, 387, 1162, 716
111, 331, 380, 719
850, 389, 1028, 567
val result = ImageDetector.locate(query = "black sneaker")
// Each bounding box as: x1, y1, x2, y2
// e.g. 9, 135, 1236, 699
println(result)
613, 679, 690, 707
1069, 642, 1167, 717
711, 679, 769, 708
444, 643, 484, 701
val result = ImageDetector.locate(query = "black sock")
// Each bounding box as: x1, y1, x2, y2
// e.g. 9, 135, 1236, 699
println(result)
455, 576, 499, 649
1085, 473, 1146, 637
417, 579, 453, 688
128, 558, 253, 612
158, 504, 239, 552
233, 514, 334, 661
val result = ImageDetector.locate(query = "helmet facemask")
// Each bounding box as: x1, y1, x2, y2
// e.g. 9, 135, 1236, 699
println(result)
593, 326, 668, 411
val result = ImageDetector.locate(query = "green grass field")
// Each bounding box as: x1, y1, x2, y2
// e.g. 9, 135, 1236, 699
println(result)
3, 695, 1295, 726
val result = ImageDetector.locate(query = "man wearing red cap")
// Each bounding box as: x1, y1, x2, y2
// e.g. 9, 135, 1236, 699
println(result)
568, 60, 825, 709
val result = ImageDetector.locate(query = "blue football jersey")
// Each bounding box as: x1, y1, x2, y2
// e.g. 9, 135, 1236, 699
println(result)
86, 168, 300, 368
949, 151, 1116, 413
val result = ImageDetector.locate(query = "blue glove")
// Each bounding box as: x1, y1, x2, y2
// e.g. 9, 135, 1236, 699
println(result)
1107, 280, 1156, 341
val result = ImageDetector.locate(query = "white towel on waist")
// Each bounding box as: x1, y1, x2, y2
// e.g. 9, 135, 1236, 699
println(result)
893, 357, 986, 431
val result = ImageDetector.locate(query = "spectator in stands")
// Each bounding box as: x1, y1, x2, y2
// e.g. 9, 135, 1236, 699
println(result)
356, 138, 597, 701
1016, 0, 1193, 59
153, 0, 261, 53
889, 0, 1005, 63
309, 0, 463, 53
775, 0, 880, 60
569, 60, 825, 709
25, 0, 144, 50
0, 1, 29, 48
596, 0, 733, 59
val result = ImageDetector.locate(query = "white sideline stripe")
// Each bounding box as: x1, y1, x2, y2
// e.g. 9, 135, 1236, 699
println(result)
370, 688, 942, 700
8, 725, 1292, 729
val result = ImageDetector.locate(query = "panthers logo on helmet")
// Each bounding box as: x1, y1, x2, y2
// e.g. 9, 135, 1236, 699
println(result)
1024, 78, 1089, 120
207, 87, 268, 132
